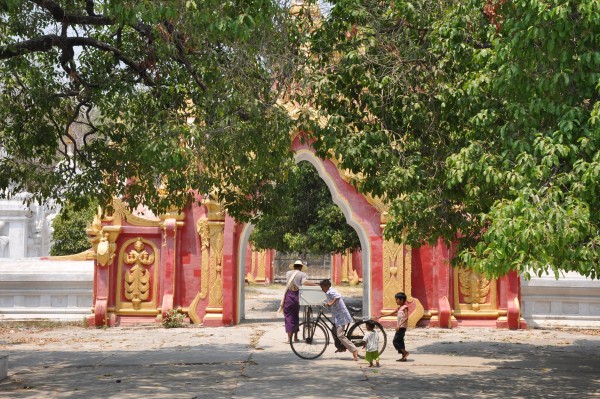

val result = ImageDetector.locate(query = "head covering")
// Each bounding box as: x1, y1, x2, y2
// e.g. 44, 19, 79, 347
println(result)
289, 259, 308, 272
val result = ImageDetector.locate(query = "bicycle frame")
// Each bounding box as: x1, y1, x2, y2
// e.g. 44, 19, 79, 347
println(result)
308, 306, 354, 346
291, 305, 387, 360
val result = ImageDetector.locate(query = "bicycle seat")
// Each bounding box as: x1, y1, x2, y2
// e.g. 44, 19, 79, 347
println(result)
348, 306, 361, 313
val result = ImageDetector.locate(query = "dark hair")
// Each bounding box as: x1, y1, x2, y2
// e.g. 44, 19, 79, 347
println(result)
365, 320, 376, 330
395, 292, 407, 301
319, 279, 331, 288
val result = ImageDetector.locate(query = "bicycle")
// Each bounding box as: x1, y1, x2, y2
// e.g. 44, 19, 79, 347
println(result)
290, 304, 387, 360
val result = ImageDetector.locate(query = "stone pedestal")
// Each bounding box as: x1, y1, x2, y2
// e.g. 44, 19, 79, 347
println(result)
521, 272, 600, 328
0, 259, 94, 321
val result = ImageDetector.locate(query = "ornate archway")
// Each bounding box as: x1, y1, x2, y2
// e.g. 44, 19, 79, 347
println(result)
85, 136, 525, 330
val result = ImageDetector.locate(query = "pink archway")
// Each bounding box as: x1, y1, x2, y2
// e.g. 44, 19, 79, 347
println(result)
86, 136, 526, 330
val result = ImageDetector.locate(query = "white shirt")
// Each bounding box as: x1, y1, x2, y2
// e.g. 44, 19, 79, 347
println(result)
362, 330, 379, 352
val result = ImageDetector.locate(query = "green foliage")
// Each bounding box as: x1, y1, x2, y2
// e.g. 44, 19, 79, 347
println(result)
161, 309, 185, 329
50, 199, 98, 256
0, 0, 299, 221
298, 0, 600, 279
250, 161, 360, 255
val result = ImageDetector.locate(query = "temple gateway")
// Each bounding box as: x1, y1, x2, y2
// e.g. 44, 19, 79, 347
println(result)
85, 132, 525, 330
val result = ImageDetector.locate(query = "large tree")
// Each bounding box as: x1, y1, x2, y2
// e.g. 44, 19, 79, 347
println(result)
0, 0, 299, 219
298, 0, 600, 279
250, 161, 361, 256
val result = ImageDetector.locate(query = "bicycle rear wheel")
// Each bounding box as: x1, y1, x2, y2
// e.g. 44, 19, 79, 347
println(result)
290, 321, 329, 360
347, 320, 387, 359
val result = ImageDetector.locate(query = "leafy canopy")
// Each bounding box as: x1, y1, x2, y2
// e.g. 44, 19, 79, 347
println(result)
250, 161, 360, 256
0, 0, 300, 219
298, 0, 600, 279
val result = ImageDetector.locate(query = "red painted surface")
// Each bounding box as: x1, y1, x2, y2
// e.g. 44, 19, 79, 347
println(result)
160, 218, 177, 319
331, 253, 342, 284
352, 250, 363, 278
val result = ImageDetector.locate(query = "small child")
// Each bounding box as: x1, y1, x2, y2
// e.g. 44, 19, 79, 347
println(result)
359, 320, 380, 367
377, 292, 409, 362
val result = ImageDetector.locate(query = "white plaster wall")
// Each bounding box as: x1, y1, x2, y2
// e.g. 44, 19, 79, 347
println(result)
0, 198, 56, 259
0, 259, 93, 321
521, 272, 600, 328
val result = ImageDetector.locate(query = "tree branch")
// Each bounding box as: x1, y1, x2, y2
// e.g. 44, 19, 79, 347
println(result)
32, 0, 113, 25
0, 34, 155, 86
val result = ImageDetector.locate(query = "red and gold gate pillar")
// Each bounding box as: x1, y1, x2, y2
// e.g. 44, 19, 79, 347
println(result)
86, 212, 121, 327
159, 217, 181, 320
378, 217, 424, 328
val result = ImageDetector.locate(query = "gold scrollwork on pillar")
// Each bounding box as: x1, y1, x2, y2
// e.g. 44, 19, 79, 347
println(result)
123, 238, 155, 310
382, 235, 423, 327
208, 218, 224, 309
382, 239, 412, 308
190, 198, 225, 323
256, 250, 267, 282
196, 219, 210, 299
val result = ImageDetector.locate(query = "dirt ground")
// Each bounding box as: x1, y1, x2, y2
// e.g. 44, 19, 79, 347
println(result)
1, 283, 600, 398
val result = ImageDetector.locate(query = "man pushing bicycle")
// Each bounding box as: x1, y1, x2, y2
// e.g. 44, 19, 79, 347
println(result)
319, 279, 359, 362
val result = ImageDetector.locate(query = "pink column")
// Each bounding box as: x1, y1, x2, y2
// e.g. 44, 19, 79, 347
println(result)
370, 235, 384, 318
433, 238, 454, 328
93, 264, 110, 327
331, 253, 342, 284
221, 215, 237, 325
160, 218, 177, 319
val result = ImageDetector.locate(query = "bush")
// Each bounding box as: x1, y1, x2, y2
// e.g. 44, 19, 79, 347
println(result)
162, 309, 185, 328
50, 199, 98, 256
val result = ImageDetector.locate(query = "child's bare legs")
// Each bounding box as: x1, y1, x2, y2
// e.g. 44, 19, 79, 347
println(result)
376, 359, 380, 367
397, 349, 409, 361
368, 362, 373, 367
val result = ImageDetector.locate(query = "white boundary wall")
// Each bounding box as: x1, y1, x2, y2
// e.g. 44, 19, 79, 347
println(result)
521, 272, 600, 328
0, 259, 93, 321
1, 259, 599, 327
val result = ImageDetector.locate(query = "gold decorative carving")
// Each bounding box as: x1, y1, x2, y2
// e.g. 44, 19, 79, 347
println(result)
340, 251, 350, 283
326, 156, 389, 216
116, 238, 159, 314
208, 219, 224, 308
194, 198, 226, 320
46, 249, 96, 261
453, 267, 498, 316
382, 238, 411, 308
196, 219, 210, 300
111, 198, 184, 227
188, 292, 202, 324
89, 220, 121, 268
97, 233, 114, 267
256, 250, 266, 282
407, 297, 425, 328
458, 266, 491, 311
123, 238, 155, 310
348, 269, 360, 286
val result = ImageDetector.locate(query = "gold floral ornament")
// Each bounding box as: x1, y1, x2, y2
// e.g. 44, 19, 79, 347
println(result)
97, 232, 115, 267
124, 238, 155, 310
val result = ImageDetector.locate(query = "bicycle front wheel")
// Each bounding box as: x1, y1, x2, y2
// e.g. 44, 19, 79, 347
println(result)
290, 321, 329, 360
347, 320, 387, 359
